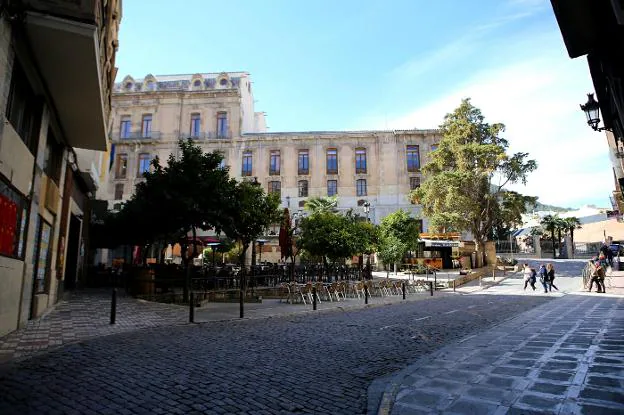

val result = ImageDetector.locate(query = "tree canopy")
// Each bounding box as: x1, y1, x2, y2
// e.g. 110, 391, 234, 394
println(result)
410, 98, 537, 261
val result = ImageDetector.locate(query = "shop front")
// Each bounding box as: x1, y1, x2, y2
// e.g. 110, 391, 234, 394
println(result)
412, 233, 462, 269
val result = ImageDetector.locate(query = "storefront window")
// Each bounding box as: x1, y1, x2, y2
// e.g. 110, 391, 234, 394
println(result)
0, 178, 28, 259
33, 216, 52, 294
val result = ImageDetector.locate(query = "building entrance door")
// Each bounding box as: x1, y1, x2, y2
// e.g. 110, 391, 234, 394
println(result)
64, 214, 81, 290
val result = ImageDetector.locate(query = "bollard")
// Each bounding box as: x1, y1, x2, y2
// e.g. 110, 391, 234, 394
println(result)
429, 281, 433, 296
312, 286, 317, 310
434, 272, 437, 291
365, 284, 369, 304
189, 292, 195, 323
453, 279, 456, 292
402, 282, 406, 300
110, 288, 117, 325
479, 275, 482, 287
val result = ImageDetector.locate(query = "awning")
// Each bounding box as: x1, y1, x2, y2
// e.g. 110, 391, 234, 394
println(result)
421, 239, 460, 248
24, 12, 107, 151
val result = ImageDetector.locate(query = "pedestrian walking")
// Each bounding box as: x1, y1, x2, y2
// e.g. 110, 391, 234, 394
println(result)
538, 264, 549, 293
523, 263, 536, 291
588, 254, 606, 293
546, 263, 558, 291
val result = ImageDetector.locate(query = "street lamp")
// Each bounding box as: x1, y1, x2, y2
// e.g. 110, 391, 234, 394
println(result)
256, 239, 268, 264
206, 242, 220, 268
580, 93, 608, 132
363, 201, 370, 222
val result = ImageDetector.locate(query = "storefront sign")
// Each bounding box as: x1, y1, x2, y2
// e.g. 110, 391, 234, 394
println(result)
422, 239, 460, 248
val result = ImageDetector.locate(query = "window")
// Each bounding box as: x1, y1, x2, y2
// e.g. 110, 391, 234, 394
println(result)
355, 148, 367, 174
269, 150, 280, 175
114, 183, 124, 200
43, 131, 63, 184
141, 114, 152, 138
138, 153, 151, 176
431, 144, 438, 152
217, 152, 226, 169
190, 113, 201, 138
242, 151, 252, 176
146, 81, 156, 91
406, 145, 420, 172
268, 181, 281, 196
193, 79, 202, 89
217, 112, 228, 138
409, 176, 421, 190
326, 148, 338, 175
298, 180, 308, 197
0, 178, 28, 259
120, 115, 131, 139
220, 78, 228, 86
116, 154, 128, 178
327, 180, 337, 196
6, 61, 41, 155
356, 179, 367, 196
298, 149, 309, 175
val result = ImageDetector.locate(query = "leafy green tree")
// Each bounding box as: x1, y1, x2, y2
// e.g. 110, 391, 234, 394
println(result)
379, 209, 420, 253
221, 180, 280, 317
377, 234, 407, 277
298, 212, 357, 268
304, 196, 338, 215
411, 98, 537, 266
489, 191, 538, 240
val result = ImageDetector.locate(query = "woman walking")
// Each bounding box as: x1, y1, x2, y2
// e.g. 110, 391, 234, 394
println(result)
546, 263, 558, 292
523, 263, 536, 291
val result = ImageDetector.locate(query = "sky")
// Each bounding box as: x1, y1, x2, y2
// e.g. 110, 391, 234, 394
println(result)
115, 0, 612, 210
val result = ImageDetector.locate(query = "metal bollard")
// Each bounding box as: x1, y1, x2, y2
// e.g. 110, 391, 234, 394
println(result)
365, 284, 369, 304
402, 282, 406, 300
429, 281, 433, 296
434, 272, 437, 291
453, 279, 456, 292
189, 292, 195, 323
312, 286, 317, 310
479, 276, 482, 287
110, 288, 117, 325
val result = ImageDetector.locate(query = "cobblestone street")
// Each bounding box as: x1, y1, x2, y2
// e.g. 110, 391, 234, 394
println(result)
0, 294, 549, 414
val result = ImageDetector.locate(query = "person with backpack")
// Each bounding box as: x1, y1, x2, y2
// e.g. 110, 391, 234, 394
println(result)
538, 264, 549, 293
589, 254, 607, 293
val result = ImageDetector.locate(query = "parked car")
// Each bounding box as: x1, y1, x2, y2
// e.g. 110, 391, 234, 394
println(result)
609, 243, 624, 257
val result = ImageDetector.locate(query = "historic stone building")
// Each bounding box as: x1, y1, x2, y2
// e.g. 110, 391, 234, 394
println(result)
104, 72, 441, 230
0, 0, 122, 336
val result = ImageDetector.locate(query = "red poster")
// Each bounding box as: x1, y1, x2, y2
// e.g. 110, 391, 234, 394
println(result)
0, 194, 17, 256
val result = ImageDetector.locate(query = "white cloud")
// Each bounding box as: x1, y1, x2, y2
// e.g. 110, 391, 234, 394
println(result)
354, 30, 614, 209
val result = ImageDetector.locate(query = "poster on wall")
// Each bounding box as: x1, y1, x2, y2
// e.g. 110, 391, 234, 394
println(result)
35, 220, 52, 294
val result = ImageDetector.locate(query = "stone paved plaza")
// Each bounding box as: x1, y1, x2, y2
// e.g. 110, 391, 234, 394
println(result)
0, 293, 549, 414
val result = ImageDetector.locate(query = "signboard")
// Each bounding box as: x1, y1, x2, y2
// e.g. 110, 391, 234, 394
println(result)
422, 239, 460, 248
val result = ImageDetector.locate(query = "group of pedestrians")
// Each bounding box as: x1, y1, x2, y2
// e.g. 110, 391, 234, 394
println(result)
588, 252, 608, 293
523, 263, 558, 293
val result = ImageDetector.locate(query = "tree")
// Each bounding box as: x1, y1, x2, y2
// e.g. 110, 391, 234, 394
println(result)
540, 215, 559, 259
304, 196, 338, 215
298, 212, 358, 269
379, 209, 420, 252
410, 98, 537, 267
222, 180, 280, 318
489, 191, 538, 240
563, 217, 582, 256
377, 235, 407, 277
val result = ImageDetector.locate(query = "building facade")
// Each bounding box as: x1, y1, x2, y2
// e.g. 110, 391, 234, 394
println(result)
0, 0, 122, 336
101, 72, 440, 266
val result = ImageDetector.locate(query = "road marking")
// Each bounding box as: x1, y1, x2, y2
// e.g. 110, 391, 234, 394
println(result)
380, 324, 399, 330
414, 316, 431, 321
443, 309, 459, 315
467, 305, 477, 309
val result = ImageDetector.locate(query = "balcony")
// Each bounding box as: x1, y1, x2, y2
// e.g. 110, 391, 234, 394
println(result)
19, 0, 121, 151
182, 131, 233, 140
112, 132, 162, 141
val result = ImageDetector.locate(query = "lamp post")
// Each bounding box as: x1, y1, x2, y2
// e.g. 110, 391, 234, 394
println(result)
362, 201, 371, 279
206, 242, 220, 268
580, 93, 609, 132
256, 239, 268, 264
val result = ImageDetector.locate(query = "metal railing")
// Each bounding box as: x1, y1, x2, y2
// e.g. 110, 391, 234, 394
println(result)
112, 131, 162, 141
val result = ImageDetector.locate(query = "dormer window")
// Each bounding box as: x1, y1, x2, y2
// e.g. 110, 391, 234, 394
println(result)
146, 81, 156, 91
125, 82, 133, 91
194, 80, 201, 87
220, 78, 228, 86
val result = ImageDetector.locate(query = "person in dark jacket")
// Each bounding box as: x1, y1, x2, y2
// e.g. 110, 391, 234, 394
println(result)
546, 263, 558, 291
538, 264, 549, 293
600, 243, 613, 267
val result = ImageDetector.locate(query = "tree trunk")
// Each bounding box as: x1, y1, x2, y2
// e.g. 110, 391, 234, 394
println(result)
239, 243, 249, 318
557, 229, 562, 258
185, 226, 198, 303
475, 241, 486, 268
551, 230, 556, 259
570, 229, 575, 256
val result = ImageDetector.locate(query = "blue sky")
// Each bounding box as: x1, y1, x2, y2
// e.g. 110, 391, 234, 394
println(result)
115, 0, 611, 209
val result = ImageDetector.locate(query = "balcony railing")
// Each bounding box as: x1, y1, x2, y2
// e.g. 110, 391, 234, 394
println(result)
298, 168, 309, 175
112, 131, 162, 141
181, 131, 233, 140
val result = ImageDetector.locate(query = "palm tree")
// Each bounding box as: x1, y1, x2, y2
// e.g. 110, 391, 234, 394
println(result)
540, 214, 559, 259
563, 217, 582, 257
304, 196, 338, 215
555, 216, 568, 258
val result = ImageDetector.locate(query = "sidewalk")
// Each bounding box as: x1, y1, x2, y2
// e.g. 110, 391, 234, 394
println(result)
369, 293, 624, 414
0, 285, 444, 363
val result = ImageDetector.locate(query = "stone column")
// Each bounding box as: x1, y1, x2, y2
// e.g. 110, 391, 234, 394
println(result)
565, 235, 573, 259
533, 236, 542, 258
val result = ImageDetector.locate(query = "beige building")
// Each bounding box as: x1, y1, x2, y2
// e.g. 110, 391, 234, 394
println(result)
103, 72, 440, 230
0, 0, 122, 336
